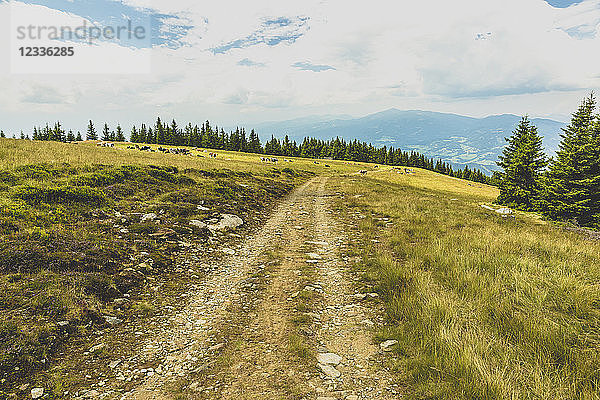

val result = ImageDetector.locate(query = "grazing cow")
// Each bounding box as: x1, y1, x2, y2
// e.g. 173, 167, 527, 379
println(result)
359, 170, 367, 175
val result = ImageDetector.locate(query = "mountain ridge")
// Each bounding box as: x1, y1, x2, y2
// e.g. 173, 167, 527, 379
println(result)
251, 109, 566, 174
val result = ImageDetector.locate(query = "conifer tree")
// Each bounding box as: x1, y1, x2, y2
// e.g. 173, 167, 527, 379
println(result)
76, 131, 82, 141
497, 117, 547, 210
542, 94, 599, 226
102, 123, 111, 141
130, 126, 139, 143
115, 124, 125, 142
86, 120, 97, 141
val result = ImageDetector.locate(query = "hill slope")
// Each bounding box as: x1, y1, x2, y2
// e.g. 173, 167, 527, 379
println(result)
254, 109, 566, 174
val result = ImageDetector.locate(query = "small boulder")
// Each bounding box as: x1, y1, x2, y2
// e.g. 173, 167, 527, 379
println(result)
495, 207, 513, 216
318, 363, 341, 378
189, 220, 207, 229
141, 213, 157, 222
208, 214, 244, 232
31, 388, 44, 399
104, 315, 122, 326
380, 339, 398, 352
317, 352, 342, 365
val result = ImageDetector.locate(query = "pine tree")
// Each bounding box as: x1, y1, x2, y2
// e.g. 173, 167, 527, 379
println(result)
542, 94, 599, 226
76, 131, 82, 141
1, 130, 5, 138
130, 126, 139, 143
86, 120, 97, 141
156, 118, 165, 144
115, 124, 125, 142
101, 123, 111, 141
496, 117, 547, 210
67, 130, 75, 142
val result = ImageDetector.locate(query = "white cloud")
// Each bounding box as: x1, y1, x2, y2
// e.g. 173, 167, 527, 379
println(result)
1, 0, 600, 133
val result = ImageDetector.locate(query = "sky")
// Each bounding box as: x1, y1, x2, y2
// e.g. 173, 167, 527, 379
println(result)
1, 0, 600, 136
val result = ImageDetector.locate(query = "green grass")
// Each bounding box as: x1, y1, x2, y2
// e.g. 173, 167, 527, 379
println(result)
334, 168, 600, 400
0, 138, 347, 395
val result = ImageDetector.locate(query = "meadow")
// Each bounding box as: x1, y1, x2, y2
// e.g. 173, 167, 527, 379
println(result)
334, 168, 600, 399
2, 138, 599, 399
0, 139, 364, 396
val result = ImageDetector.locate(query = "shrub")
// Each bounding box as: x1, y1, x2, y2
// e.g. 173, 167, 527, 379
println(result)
14, 185, 106, 206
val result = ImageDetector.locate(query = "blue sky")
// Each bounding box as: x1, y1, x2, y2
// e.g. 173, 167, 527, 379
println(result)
0, 0, 599, 134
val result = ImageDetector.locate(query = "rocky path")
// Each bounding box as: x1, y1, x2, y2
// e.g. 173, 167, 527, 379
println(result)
86, 177, 399, 399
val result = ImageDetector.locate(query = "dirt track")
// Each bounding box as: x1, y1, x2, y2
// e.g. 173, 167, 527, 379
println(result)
90, 177, 398, 399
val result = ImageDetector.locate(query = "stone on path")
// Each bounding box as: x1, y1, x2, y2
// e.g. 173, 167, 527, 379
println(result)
318, 363, 341, 378
317, 352, 342, 365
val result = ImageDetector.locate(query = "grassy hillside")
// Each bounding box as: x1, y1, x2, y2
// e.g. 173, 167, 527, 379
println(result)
0, 139, 365, 396
333, 167, 600, 399
2, 139, 598, 399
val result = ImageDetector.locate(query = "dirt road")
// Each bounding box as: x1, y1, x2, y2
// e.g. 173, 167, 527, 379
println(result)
91, 177, 399, 399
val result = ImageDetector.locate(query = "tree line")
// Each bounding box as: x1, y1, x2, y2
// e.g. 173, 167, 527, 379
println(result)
496, 94, 599, 228
18, 117, 491, 185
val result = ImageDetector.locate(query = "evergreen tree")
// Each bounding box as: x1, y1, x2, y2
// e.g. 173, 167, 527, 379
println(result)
156, 118, 165, 144
66, 130, 75, 142
86, 120, 97, 141
130, 126, 139, 143
1, 130, 5, 138
115, 124, 125, 142
497, 117, 547, 210
76, 131, 83, 141
101, 123, 111, 141
542, 94, 599, 226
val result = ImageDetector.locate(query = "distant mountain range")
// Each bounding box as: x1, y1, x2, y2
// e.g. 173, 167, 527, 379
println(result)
252, 109, 566, 174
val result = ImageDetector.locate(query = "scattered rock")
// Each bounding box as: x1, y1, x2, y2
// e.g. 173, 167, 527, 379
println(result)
31, 388, 43, 399
221, 248, 236, 256
141, 213, 157, 222
82, 389, 100, 398
380, 340, 398, 352
317, 353, 342, 366
318, 363, 341, 378
346, 395, 359, 400
495, 207, 513, 216
208, 214, 243, 232
108, 360, 121, 369
189, 220, 207, 229
104, 316, 122, 326
306, 252, 322, 260
89, 343, 105, 354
